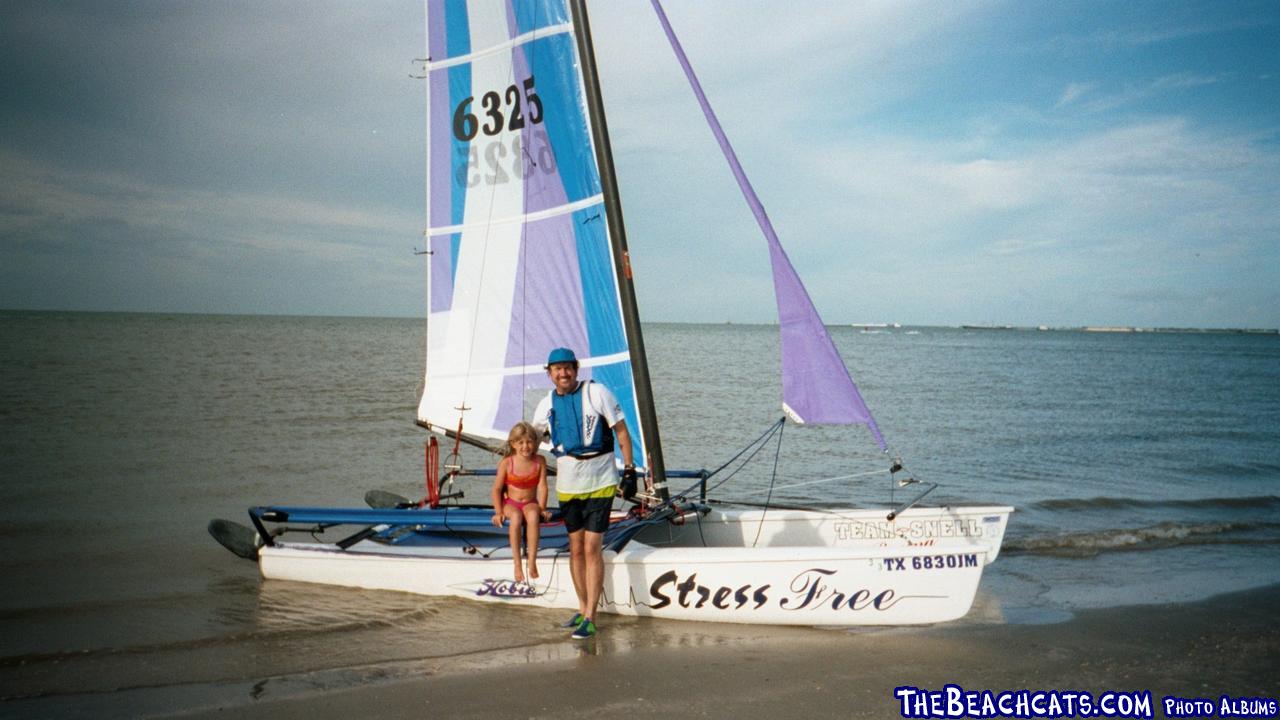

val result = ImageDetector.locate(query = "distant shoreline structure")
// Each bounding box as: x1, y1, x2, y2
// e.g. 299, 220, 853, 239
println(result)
960, 324, 1278, 335
851, 322, 902, 329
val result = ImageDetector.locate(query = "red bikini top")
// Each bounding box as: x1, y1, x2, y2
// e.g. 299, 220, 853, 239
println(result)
504, 456, 544, 490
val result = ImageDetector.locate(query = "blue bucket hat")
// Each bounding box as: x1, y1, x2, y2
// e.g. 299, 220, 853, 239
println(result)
546, 347, 578, 366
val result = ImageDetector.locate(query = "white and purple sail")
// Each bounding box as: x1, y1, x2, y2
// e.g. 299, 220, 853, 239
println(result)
649, 0, 886, 449
417, 0, 648, 463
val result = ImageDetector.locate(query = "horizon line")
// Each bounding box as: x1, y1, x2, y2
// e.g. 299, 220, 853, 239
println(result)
2, 307, 1276, 334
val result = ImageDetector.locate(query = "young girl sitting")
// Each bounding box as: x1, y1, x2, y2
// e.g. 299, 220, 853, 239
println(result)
490, 421, 550, 582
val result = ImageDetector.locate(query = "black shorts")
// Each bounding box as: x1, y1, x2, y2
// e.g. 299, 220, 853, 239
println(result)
559, 494, 613, 534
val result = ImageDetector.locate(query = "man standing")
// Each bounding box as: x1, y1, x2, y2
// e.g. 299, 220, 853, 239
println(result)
532, 347, 636, 640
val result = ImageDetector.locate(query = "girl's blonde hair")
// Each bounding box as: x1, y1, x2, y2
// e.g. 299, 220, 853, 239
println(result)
499, 421, 541, 457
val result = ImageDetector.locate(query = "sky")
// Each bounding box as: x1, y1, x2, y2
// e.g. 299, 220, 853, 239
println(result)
1, 0, 1277, 328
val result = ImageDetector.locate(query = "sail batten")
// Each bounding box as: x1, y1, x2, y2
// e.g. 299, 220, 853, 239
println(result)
427, 194, 604, 236
423, 22, 574, 71
650, 0, 886, 449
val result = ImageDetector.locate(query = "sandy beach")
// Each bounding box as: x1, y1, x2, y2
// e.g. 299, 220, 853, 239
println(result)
165, 584, 1278, 719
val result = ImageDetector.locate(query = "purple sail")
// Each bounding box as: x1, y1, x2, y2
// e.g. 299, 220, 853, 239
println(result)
650, 0, 886, 449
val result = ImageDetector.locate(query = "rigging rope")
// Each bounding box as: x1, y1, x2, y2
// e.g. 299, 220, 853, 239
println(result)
767, 468, 886, 492
658, 417, 905, 532
750, 418, 785, 548
689, 417, 785, 498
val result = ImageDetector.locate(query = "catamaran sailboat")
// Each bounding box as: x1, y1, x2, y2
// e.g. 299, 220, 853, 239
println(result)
210, 0, 1012, 626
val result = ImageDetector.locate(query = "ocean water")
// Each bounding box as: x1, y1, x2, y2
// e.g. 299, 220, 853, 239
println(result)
1, 311, 1278, 716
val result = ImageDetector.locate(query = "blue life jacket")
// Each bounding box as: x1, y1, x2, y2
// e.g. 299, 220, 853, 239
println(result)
548, 381, 614, 458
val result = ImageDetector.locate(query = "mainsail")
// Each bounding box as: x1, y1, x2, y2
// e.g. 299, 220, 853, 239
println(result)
417, 0, 657, 468
650, 0, 886, 449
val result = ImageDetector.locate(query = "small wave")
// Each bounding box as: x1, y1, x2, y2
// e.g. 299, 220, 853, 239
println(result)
1031, 495, 1280, 512
1004, 520, 1280, 558
0, 602, 443, 669
1183, 460, 1280, 479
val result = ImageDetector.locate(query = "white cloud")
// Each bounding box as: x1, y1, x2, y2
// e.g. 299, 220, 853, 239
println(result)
631, 110, 1280, 325
1056, 82, 1097, 108
0, 147, 422, 314
1056, 73, 1229, 115
3, 0, 1275, 327
0, 148, 414, 255
989, 237, 1060, 256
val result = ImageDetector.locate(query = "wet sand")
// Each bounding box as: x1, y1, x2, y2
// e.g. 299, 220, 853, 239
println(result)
170, 585, 1278, 719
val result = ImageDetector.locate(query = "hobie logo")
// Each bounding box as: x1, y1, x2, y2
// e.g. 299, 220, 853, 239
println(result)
476, 578, 537, 598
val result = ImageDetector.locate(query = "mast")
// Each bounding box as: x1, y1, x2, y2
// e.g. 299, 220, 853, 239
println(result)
420, 5, 432, 408
569, 0, 668, 502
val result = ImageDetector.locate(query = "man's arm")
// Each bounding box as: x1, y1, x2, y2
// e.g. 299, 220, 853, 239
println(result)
592, 382, 635, 467
612, 419, 634, 467
531, 395, 551, 439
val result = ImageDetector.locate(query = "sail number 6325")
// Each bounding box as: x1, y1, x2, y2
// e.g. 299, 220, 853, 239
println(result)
452, 77, 543, 141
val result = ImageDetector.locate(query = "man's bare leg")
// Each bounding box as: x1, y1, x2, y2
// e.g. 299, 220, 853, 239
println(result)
582, 530, 604, 620
567, 529, 589, 617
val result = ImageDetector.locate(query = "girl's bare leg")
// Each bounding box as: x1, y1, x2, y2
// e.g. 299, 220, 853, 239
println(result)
503, 504, 525, 582
522, 503, 542, 579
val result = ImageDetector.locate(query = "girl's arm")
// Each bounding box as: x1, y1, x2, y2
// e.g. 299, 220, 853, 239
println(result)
537, 456, 550, 520
491, 459, 507, 526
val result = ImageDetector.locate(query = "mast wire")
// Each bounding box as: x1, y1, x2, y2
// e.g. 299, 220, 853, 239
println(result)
750, 419, 785, 548
690, 417, 785, 498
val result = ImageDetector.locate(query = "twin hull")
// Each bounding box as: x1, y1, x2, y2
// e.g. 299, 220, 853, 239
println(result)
636, 505, 1013, 562
256, 506, 1011, 626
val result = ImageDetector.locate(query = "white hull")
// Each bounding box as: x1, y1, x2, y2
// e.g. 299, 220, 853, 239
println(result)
252, 499, 1008, 622
636, 505, 1013, 562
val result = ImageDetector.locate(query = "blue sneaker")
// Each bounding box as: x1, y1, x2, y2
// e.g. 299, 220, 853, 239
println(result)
570, 618, 596, 640
561, 612, 584, 630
